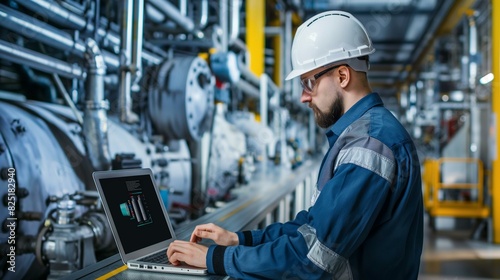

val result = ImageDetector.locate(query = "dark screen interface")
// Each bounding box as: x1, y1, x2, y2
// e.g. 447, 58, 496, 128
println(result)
100, 175, 172, 254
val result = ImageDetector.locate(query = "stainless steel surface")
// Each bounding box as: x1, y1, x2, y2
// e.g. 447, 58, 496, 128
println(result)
118, 0, 138, 123
0, 4, 87, 54
148, 0, 196, 34
13, 0, 162, 65
0, 40, 84, 79
0, 3, 118, 70
131, 0, 145, 88
14, 0, 87, 30
83, 38, 111, 171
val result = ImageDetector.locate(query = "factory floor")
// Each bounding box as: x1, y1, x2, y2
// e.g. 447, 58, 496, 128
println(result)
418, 216, 500, 279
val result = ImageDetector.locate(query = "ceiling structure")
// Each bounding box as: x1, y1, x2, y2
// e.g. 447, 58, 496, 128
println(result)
299, 0, 468, 106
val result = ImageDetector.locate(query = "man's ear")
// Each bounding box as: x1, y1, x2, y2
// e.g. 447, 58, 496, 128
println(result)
338, 66, 350, 88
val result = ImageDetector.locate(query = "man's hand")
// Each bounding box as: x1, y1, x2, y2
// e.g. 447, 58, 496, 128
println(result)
166, 240, 208, 268
190, 223, 239, 246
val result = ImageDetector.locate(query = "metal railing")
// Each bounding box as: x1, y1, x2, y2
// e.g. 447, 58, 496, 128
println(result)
422, 157, 489, 219
176, 159, 320, 239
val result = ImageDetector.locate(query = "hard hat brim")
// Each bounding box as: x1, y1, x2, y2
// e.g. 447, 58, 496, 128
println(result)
285, 69, 307, 81
285, 56, 374, 81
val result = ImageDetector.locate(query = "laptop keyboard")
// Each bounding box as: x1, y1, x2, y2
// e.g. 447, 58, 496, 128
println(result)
139, 251, 170, 264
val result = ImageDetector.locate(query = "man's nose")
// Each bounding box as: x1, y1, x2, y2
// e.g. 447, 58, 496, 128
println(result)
300, 90, 312, 103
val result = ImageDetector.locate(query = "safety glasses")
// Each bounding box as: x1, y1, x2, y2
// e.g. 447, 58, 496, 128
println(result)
300, 64, 346, 93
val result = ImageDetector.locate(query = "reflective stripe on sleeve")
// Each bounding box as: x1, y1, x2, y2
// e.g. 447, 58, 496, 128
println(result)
335, 146, 395, 184
298, 224, 353, 279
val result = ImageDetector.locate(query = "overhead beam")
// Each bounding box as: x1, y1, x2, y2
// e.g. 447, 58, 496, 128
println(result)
397, 0, 473, 93
437, 0, 478, 35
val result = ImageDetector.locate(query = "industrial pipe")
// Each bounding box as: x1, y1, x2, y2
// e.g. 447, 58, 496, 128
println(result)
238, 55, 260, 86
0, 40, 84, 79
220, 0, 228, 51
148, 0, 200, 37
83, 38, 111, 170
131, 0, 145, 88
0, 4, 86, 54
235, 79, 260, 98
14, 0, 87, 30
179, 0, 187, 17
199, 0, 209, 29
145, 3, 166, 23
52, 73, 84, 125
118, 0, 139, 123
13, 0, 163, 64
0, 4, 119, 70
229, 0, 241, 46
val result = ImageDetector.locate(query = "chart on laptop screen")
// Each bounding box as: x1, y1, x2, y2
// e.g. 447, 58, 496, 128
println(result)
99, 174, 172, 254
120, 179, 153, 226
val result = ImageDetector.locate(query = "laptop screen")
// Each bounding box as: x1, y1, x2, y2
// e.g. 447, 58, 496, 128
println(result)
99, 174, 172, 254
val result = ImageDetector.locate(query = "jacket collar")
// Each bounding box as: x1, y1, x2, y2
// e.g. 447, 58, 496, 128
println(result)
325, 92, 384, 147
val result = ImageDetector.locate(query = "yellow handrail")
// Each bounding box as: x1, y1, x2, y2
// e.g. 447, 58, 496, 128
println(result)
422, 157, 489, 219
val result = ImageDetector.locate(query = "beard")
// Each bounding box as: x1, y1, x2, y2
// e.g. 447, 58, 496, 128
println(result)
311, 92, 344, 128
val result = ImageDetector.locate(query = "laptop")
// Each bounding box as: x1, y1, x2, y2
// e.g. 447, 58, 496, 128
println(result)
92, 168, 208, 275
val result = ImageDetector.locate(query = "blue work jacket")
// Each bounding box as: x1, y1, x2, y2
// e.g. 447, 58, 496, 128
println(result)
206, 93, 423, 279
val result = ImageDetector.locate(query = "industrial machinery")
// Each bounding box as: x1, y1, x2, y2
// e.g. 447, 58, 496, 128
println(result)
0, 0, 303, 278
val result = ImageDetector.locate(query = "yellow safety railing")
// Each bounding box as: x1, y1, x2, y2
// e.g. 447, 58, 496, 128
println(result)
422, 157, 490, 219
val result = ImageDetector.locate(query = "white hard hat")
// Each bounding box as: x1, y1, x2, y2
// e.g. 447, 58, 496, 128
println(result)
285, 11, 376, 80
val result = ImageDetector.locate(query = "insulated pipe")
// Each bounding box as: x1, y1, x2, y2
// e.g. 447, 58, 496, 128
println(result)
468, 15, 478, 90
179, 0, 187, 17
0, 4, 86, 54
148, 0, 200, 37
0, 4, 119, 71
219, 0, 228, 52
14, 0, 86, 30
0, 40, 84, 79
13, 0, 163, 64
468, 14, 481, 161
235, 79, 260, 98
143, 41, 168, 58
131, 0, 145, 89
237, 55, 260, 86
229, 0, 241, 46
260, 74, 268, 125
199, 0, 208, 29
230, 38, 247, 53
83, 38, 111, 171
13, 0, 117, 46
145, 3, 166, 23
146, 0, 208, 30
118, 0, 138, 123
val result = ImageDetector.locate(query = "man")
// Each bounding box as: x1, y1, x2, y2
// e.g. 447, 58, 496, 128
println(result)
167, 10, 423, 279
